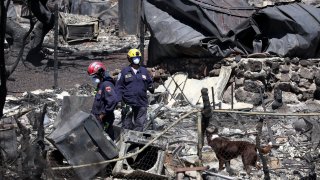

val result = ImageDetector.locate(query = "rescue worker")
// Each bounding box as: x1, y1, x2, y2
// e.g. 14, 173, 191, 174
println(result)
116, 48, 154, 131
87, 61, 118, 140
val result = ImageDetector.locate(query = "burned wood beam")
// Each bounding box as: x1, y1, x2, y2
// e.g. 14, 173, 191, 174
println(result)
197, 111, 203, 160
43, 43, 75, 53
0, 0, 8, 118
201, 88, 212, 132
256, 117, 270, 180
53, 4, 58, 89
45, 45, 132, 60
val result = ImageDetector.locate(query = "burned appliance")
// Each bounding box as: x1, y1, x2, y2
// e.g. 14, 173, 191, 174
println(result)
112, 130, 168, 179
47, 111, 119, 180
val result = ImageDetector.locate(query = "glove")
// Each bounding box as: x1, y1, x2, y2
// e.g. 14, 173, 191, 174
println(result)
148, 84, 155, 94
99, 113, 105, 121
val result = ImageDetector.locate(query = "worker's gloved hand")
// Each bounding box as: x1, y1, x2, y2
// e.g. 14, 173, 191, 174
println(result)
99, 113, 105, 121
148, 84, 155, 94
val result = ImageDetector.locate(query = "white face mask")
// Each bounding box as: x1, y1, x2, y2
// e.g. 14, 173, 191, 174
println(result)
91, 77, 100, 84
132, 57, 140, 65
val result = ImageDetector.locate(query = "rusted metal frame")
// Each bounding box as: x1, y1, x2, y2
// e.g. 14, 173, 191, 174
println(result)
231, 78, 234, 110
175, 166, 209, 172
159, 77, 177, 101
170, 76, 195, 107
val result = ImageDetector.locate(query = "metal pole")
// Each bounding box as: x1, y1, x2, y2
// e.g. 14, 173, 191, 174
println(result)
211, 87, 215, 109
53, 4, 59, 89
197, 111, 202, 160
231, 82, 234, 110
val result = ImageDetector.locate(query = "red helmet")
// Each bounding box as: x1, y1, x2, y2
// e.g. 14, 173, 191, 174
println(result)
87, 61, 106, 76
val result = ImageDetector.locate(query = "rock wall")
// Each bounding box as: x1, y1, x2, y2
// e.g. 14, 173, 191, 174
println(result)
160, 57, 320, 107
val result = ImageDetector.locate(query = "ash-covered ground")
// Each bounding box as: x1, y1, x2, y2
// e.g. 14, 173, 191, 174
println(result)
6, 52, 128, 95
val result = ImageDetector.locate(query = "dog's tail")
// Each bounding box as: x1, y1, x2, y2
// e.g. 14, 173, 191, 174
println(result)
260, 142, 273, 154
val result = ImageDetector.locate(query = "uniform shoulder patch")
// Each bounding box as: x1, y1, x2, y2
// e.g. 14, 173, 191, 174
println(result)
125, 74, 132, 79
105, 86, 111, 92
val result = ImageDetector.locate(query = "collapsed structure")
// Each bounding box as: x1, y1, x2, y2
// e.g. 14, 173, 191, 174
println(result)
1, 0, 320, 179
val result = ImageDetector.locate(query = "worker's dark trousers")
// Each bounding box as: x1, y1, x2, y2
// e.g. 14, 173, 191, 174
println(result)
122, 106, 147, 132
96, 113, 115, 140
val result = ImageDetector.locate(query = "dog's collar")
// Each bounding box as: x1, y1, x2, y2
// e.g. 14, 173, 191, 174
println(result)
211, 134, 219, 140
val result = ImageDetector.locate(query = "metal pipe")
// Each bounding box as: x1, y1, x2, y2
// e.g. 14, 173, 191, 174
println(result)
231, 81, 234, 110
211, 86, 215, 109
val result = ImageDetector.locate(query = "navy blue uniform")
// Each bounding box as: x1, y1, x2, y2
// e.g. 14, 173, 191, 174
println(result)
91, 76, 118, 139
116, 66, 154, 131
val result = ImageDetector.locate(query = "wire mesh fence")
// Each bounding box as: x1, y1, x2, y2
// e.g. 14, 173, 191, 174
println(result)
204, 111, 320, 179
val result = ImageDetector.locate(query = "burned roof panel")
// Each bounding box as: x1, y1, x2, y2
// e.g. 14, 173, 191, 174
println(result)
145, 1, 320, 64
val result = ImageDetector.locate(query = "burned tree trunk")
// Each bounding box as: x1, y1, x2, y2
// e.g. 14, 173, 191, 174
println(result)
25, 0, 55, 65
4, 0, 55, 76
5, 18, 31, 77
16, 104, 48, 179
0, 0, 8, 118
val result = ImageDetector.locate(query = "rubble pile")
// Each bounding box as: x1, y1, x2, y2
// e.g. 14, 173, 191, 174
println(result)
160, 57, 320, 108
248, 0, 320, 7
60, 12, 98, 24
1, 71, 320, 179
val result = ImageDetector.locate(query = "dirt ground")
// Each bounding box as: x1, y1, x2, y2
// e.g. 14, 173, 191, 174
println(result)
6, 53, 129, 95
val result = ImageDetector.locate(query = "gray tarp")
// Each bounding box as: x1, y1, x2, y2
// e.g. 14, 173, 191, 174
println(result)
144, 0, 320, 64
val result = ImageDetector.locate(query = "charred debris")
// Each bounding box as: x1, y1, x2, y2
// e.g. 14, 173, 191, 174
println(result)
1, 0, 320, 179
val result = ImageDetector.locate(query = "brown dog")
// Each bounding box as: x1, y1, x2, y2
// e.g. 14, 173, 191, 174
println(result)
206, 127, 272, 175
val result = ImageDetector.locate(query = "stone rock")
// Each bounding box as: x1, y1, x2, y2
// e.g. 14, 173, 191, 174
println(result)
243, 70, 267, 80
298, 89, 314, 101
243, 80, 265, 93
235, 87, 262, 105
213, 63, 221, 69
291, 64, 300, 72
299, 60, 311, 67
280, 65, 290, 73
314, 86, 320, 100
290, 57, 300, 64
283, 92, 299, 104
271, 62, 280, 74
290, 82, 301, 94
276, 82, 291, 92
290, 72, 300, 83
298, 78, 312, 89
272, 88, 283, 109
222, 84, 235, 103
293, 118, 312, 132
276, 73, 290, 82
315, 71, 320, 86
234, 68, 244, 78
299, 67, 314, 80
208, 69, 220, 77
248, 59, 262, 72
235, 77, 244, 88
284, 57, 291, 64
